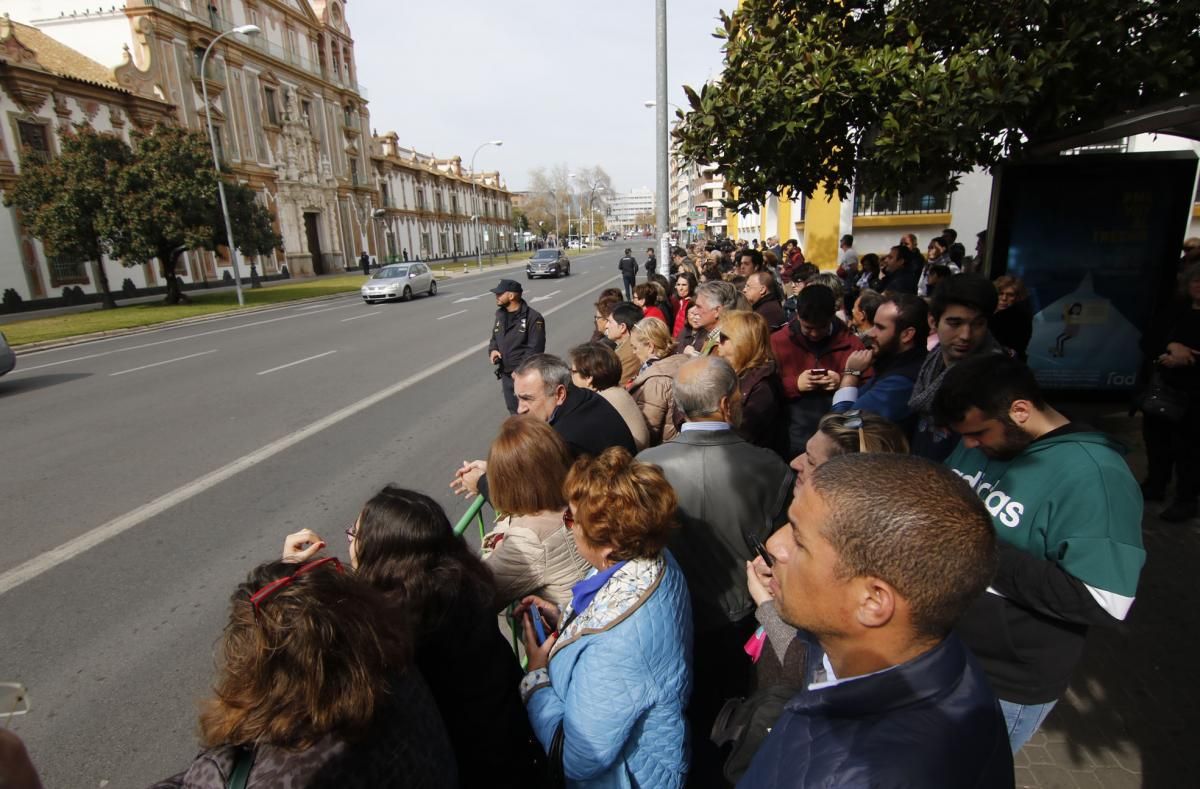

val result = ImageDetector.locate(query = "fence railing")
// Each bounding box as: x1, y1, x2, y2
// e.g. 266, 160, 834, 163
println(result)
453, 495, 488, 541
853, 191, 952, 216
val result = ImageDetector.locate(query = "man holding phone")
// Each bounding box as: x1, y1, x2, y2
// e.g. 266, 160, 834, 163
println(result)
770, 284, 866, 458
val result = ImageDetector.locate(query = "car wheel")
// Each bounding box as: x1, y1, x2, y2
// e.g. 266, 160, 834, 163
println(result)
402, 286, 412, 302
527, 274, 534, 280
428, 280, 437, 296
564, 265, 570, 277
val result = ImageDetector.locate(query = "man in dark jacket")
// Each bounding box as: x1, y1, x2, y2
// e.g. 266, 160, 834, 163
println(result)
638, 355, 793, 786
453, 354, 636, 501
830, 292, 929, 431
488, 279, 546, 414
740, 453, 1012, 788
359, 250, 371, 275
618, 248, 639, 299
742, 271, 787, 331
644, 247, 658, 277
876, 245, 920, 294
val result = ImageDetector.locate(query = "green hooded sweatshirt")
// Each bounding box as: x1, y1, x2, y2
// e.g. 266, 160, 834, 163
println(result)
945, 428, 1145, 703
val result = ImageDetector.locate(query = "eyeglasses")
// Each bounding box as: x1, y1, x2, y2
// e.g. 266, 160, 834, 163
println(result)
249, 556, 343, 612
594, 314, 604, 322
561, 507, 575, 529
345, 524, 357, 542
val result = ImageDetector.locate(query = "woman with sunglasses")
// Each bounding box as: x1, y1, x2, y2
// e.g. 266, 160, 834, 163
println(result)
516, 448, 692, 788
154, 556, 455, 788
281, 487, 543, 789
714, 310, 789, 459
628, 317, 689, 446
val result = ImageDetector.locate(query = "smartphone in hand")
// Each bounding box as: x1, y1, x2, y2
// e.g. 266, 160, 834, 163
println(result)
529, 606, 548, 646
810, 368, 828, 376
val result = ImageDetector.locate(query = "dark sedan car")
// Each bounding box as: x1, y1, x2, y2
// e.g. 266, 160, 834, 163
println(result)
526, 249, 571, 279
0, 331, 15, 377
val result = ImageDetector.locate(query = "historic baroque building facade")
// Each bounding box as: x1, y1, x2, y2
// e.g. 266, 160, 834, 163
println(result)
0, 0, 512, 304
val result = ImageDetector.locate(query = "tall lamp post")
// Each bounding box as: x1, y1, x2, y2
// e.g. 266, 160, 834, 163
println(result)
201, 24, 260, 307
654, 0, 670, 266
470, 139, 503, 271
587, 185, 607, 248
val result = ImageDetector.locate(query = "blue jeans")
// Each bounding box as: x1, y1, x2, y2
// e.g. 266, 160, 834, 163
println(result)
1000, 699, 1057, 752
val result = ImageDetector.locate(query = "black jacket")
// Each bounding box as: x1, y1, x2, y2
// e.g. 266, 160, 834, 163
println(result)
487, 301, 546, 373
638, 428, 793, 631
551, 385, 637, 458
991, 301, 1034, 361
877, 261, 920, 295
618, 255, 639, 278
752, 295, 787, 332
644, 254, 658, 276
739, 634, 1013, 789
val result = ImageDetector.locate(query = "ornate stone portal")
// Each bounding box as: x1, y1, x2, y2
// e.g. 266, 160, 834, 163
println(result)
274, 87, 340, 276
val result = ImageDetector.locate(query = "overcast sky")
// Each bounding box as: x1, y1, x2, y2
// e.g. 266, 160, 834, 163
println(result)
351, 0, 735, 194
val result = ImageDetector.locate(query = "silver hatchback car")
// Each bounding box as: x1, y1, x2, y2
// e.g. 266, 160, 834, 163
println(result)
360, 262, 437, 303
0, 331, 15, 377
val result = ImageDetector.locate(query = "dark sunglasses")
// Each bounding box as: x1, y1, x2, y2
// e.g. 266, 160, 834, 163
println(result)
249, 556, 343, 612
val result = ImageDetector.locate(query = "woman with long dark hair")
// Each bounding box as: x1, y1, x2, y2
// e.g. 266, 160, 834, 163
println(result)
281, 487, 543, 788
153, 557, 454, 788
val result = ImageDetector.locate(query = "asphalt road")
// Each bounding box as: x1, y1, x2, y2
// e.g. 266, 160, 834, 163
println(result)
0, 244, 632, 787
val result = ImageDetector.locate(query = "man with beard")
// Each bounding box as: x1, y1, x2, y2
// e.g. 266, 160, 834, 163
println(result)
876, 245, 921, 295
830, 293, 928, 432
935, 355, 1145, 753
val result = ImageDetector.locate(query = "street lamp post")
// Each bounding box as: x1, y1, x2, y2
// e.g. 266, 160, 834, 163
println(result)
654, 0, 670, 266
201, 24, 260, 307
470, 139, 503, 271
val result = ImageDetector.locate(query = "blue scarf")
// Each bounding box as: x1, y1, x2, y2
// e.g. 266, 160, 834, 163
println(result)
570, 561, 628, 616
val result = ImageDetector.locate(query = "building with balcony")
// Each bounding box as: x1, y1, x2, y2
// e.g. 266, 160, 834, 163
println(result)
1, 0, 513, 306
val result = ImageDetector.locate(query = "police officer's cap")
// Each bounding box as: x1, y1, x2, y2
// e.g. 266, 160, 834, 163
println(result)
490, 279, 523, 295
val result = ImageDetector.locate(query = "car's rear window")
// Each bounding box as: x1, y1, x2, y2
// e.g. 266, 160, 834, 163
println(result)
374, 267, 409, 278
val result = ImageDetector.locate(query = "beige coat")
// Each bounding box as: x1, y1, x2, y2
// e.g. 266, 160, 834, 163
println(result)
629, 353, 689, 446
481, 511, 591, 610
599, 386, 651, 451
614, 340, 641, 386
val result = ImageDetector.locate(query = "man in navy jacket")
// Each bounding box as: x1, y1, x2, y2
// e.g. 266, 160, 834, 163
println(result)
740, 454, 1013, 788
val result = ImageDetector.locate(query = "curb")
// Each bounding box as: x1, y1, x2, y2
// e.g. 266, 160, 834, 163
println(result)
10, 253, 549, 356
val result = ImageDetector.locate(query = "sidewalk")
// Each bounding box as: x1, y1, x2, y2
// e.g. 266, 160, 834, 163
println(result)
1016, 400, 1195, 789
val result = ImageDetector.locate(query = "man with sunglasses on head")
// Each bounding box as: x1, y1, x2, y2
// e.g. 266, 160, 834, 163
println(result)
638, 355, 794, 785
829, 293, 929, 432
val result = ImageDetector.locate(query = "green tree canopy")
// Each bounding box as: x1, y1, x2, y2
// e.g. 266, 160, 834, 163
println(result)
4, 125, 132, 308
674, 0, 1200, 209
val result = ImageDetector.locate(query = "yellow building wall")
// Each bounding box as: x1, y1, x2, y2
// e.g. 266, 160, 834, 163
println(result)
727, 187, 739, 239
802, 185, 842, 270
776, 190, 792, 242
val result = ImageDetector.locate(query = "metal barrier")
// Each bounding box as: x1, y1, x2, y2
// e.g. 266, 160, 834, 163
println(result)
453, 494, 488, 541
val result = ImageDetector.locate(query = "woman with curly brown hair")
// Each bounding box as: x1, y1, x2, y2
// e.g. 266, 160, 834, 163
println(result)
153, 557, 454, 788
516, 448, 693, 788
278, 487, 543, 788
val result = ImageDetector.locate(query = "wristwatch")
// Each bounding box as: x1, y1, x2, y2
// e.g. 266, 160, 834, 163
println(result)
843, 369, 863, 377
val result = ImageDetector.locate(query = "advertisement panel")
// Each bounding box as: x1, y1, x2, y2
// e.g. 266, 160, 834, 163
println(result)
990, 152, 1198, 390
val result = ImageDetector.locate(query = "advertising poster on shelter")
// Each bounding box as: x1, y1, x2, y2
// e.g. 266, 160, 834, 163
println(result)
990, 152, 1198, 390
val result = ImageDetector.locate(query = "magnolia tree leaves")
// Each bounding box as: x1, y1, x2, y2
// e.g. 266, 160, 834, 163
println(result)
674, 0, 1200, 211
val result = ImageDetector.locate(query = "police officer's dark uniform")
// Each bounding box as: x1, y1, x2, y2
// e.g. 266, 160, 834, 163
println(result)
618, 250, 639, 300
487, 279, 546, 414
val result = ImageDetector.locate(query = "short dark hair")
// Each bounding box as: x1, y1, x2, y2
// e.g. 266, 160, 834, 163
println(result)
610, 302, 645, 332
595, 292, 622, 318
569, 342, 622, 390
796, 284, 835, 325
633, 282, 659, 306
932, 354, 1046, 426
788, 262, 820, 283
930, 273, 999, 321
739, 248, 764, 269
841, 234, 854, 246
882, 292, 930, 344
928, 264, 953, 281
810, 454, 997, 639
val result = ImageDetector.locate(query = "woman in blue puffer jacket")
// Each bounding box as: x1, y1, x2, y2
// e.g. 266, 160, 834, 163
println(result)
517, 447, 694, 788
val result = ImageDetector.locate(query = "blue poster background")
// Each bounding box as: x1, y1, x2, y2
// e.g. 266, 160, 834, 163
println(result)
991, 152, 1197, 390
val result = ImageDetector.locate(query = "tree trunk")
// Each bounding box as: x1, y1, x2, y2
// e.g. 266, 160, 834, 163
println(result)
160, 249, 191, 305
92, 259, 118, 309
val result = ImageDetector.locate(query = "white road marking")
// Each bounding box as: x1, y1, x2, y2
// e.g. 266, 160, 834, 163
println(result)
341, 311, 381, 322
452, 292, 492, 303
437, 310, 468, 321
14, 304, 354, 374
530, 290, 561, 303
256, 350, 338, 375
108, 350, 217, 377
0, 279, 619, 597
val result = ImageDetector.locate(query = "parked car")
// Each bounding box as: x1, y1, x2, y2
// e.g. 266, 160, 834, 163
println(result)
360, 262, 437, 303
0, 331, 15, 377
526, 249, 571, 279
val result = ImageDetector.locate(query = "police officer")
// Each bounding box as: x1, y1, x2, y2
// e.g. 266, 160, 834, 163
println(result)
488, 279, 546, 413
618, 248, 639, 300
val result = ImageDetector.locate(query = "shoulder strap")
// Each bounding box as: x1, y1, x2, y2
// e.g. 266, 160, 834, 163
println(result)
227, 747, 256, 789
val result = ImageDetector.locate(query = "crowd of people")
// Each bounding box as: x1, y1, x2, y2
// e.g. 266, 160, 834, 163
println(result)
10, 232, 1191, 789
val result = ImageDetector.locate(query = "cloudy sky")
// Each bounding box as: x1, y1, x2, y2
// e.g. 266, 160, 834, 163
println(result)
351, 0, 736, 193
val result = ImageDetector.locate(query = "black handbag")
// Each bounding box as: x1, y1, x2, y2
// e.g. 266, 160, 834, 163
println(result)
1138, 369, 1189, 423
545, 723, 566, 789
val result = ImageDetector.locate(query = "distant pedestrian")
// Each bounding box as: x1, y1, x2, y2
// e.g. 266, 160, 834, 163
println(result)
488, 279, 546, 413
619, 248, 639, 300
403, 248, 409, 261
645, 247, 658, 278
359, 250, 370, 276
